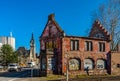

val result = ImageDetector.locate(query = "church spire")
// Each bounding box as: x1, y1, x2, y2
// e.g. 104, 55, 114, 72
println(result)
30, 33, 34, 46
31, 33, 34, 41
29, 33, 36, 62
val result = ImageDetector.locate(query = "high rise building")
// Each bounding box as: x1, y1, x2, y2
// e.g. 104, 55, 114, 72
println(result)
0, 32, 15, 50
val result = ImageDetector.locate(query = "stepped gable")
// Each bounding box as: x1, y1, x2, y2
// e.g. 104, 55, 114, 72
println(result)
89, 20, 111, 41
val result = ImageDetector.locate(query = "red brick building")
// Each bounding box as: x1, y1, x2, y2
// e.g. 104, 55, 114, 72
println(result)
40, 14, 111, 75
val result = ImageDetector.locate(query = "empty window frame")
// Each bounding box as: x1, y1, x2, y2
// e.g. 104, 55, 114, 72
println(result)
117, 64, 120, 68
99, 42, 105, 52
85, 41, 93, 51
71, 40, 79, 50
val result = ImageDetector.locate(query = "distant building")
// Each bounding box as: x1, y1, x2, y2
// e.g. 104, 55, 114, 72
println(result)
0, 43, 2, 50
0, 33, 15, 64
0, 32, 15, 50
17, 33, 37, 67
29, 33, 36, 62
17, 47, 29, 66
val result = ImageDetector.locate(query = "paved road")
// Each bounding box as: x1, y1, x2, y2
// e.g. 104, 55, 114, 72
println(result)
0, 68, 36, 81
3, 68, 120, 81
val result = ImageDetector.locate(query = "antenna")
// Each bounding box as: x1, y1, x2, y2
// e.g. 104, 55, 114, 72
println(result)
10, 32, 12, 37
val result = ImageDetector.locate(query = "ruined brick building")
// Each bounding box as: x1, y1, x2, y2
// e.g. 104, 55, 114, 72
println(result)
40, 14, 120, 75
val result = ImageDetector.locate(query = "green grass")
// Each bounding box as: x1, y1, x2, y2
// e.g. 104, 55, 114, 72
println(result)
39, 74, 113, 80
76, 74, 112, 79
76, 75, 90, 78
40, 74, 65, 80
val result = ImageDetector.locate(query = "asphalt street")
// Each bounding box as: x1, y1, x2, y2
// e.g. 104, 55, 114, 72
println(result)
0, 68, 34, 81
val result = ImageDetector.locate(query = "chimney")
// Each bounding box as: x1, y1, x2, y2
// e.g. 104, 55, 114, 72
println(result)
48, 14, 55, 20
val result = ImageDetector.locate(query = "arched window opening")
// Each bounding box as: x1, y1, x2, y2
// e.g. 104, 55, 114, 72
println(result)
97, 59, 106, 69
69, 58, 80, 71
84, 58, 94, 70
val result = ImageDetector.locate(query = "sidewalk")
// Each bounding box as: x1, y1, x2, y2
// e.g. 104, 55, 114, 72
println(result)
25, 74, 65, 81
22, 77, 47, 81
24, 77, 63, 81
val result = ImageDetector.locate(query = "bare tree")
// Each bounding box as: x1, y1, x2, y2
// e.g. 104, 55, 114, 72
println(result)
93, 0, 120, 51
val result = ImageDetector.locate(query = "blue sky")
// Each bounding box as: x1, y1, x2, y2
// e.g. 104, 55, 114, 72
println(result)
0, 0, 105, 54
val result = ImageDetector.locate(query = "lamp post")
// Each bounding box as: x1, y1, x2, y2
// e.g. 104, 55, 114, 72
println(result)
65, 51, 69, 81
66, 60, 69, 81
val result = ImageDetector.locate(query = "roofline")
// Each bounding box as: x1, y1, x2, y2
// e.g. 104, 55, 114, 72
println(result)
64, 35, 111, 42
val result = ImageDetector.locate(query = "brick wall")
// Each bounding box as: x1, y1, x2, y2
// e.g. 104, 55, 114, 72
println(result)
62, 36, 110, 75
111, 52, 120, 75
